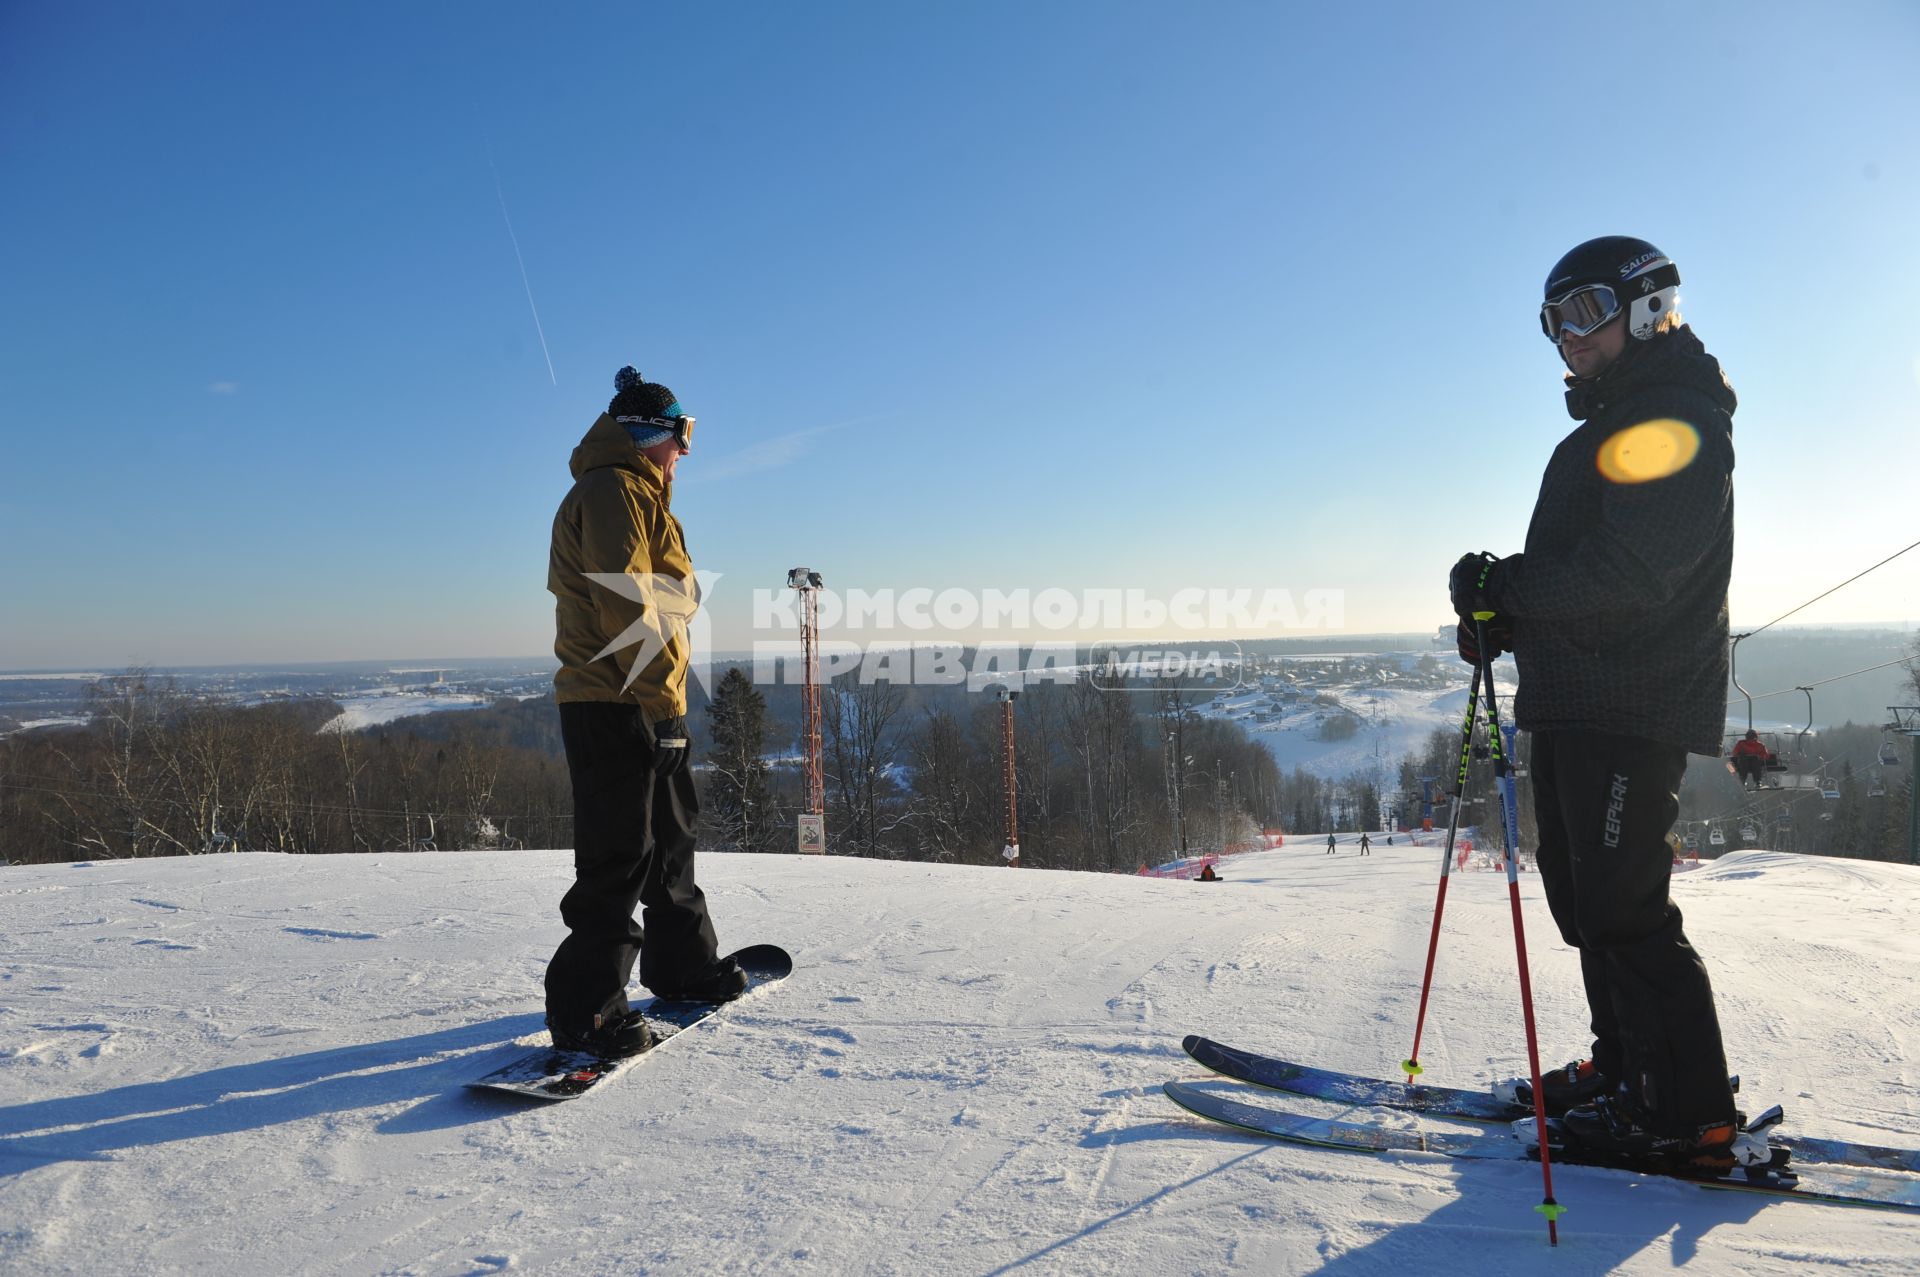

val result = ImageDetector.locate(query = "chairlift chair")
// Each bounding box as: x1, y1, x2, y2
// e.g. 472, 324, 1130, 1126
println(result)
1881, 741, 1903, 767
1739, 821, 1758, 845
1708, 825, 1727, 847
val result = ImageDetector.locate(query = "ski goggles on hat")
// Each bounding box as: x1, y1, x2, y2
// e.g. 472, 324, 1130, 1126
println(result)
1539, 284, 1622, 344
615, 413, 695, 450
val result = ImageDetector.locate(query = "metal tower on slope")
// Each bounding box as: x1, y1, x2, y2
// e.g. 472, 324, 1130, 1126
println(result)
788, 568, 825, 852
998, 687, 1020, 867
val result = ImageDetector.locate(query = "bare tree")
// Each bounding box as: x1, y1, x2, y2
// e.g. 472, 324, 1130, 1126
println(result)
822, 678, 906, 857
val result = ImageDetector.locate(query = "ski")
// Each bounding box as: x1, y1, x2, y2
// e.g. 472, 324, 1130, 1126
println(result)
468, 944, 792, 1101
1162, 1081, 1920, 1213
1183, 1035, 1920, 1175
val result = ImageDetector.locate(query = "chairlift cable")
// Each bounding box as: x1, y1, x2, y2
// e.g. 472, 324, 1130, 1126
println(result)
1724, 655, 1917, 709
1736, 536, 1920, 643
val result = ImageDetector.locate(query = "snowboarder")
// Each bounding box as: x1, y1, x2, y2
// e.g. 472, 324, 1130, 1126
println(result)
1325, 833, 1337, 855
1358, 832, 1371, 856
1198, 863, 1221, 882
1730, 730, 1770, 790
1449, 237, 1756, 1165
543, 366, 747, 1059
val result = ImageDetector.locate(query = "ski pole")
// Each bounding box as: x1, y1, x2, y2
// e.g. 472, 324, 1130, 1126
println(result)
1401, 658, 1482, 1083
1478, 617, 1563, 1244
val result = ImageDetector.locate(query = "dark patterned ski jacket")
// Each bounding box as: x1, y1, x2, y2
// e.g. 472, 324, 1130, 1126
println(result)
1490, 326, 1736, 755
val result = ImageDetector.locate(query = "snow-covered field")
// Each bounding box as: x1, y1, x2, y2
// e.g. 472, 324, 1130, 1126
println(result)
317, 692, 498, 733
4, 845, 1918, 1275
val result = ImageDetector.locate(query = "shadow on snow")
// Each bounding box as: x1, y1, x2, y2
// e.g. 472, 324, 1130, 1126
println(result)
0, 1015, 544, 1174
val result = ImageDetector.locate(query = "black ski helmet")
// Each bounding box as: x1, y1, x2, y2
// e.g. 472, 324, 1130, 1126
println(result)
1542, 236, 1681, 342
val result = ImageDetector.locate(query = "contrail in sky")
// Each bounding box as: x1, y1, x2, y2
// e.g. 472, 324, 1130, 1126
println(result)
484, 136, 557, 386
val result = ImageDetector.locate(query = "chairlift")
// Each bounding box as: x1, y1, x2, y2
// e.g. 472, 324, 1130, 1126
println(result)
1725, 728, 1789, 788
1881, 740, 1903, 767
1869, 780, 1887, 798
1683, 833, 1700, 852
1708, 825, 1727, 847
1724, 643, 1816, 786
1739, 821, 1758, 846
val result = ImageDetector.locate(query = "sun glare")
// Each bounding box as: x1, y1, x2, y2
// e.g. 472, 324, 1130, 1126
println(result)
1595, 418, 1701, 485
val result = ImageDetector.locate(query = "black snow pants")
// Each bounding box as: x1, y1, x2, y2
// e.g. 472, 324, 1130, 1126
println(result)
545, 702, 719, 1027
1531, 729, 1736, 1130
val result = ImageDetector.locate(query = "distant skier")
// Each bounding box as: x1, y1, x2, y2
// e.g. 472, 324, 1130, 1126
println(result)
1198, 863, 1221, 882
1358, 832, 1371, 856
1730, 730, 1770, 790
543, 366, 747, 1059
1325, 832, 1337, 855
1450, 238, 1760, 1166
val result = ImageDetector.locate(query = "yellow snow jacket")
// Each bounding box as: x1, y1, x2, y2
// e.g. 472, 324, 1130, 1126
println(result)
548, 413, 696, 723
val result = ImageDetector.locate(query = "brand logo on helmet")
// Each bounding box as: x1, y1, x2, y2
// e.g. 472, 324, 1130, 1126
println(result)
1640, 277, 1657, 294
1618, 250, 1665, 279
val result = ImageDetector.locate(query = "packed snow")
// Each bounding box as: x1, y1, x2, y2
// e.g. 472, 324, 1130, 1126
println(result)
3, 843, 1918, 1275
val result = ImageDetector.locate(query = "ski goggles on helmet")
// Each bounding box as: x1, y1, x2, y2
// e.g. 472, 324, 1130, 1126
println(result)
1539, 284, 1622, 343
616, 413, 696, 451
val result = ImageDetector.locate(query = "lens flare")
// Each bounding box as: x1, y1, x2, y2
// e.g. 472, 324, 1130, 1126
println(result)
1595, 418, 1700, 484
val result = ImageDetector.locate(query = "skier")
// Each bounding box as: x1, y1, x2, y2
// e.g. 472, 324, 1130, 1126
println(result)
1730, 730, 1770, 790
1450, 238, 1760, 1166
543, 366, 748, 1059
1325, 832, 1337, 855
1358, 832, 1371, 856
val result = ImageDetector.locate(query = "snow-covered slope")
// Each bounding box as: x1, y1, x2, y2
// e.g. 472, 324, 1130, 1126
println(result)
1202, 654, 1518, 782
4, 846, 1918, 1275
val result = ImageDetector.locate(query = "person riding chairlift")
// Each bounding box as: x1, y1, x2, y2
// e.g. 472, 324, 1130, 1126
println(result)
1729, 729, 1771, 790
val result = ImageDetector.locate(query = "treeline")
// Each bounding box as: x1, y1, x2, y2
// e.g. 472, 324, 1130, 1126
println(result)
702, 663, 1326, 872
0, 671, 575, 865
1386, 719, 1916, 865
3, 665, 1349, 873
13, 663, 1905, 871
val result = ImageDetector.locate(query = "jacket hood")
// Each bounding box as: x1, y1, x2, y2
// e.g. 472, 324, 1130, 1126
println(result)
1563, 325, 1738, 423
569, 412, 668, 489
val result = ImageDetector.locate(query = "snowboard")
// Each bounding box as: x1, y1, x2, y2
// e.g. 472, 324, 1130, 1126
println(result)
469, 944, 792, 1101
1182, 1034, 1920, 1175
1162, 1081, 1920, 1212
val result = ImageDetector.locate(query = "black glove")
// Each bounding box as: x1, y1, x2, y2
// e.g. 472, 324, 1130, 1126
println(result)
1449, 552, 1521, 619
1456, 617, 1513, 666
652, 714, 691, 775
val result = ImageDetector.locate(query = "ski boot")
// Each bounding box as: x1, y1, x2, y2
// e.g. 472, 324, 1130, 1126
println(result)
1559, 1093, 1773, 1172
1495, 1058, 1614, 1115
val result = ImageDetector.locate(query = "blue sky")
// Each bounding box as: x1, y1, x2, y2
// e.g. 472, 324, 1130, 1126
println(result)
2, 1, 1917, 668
